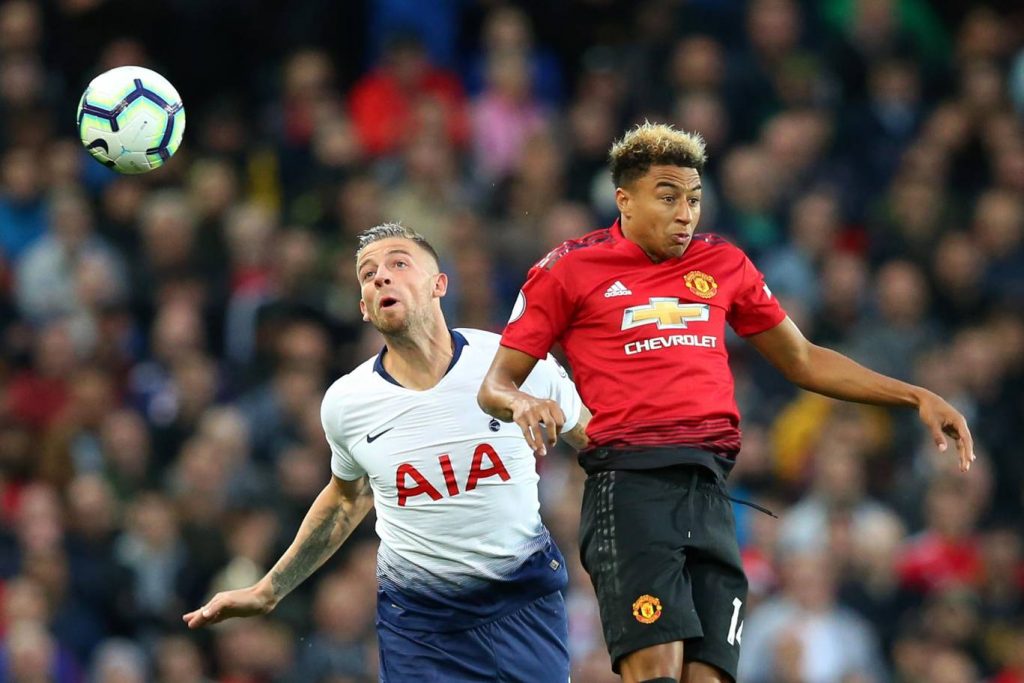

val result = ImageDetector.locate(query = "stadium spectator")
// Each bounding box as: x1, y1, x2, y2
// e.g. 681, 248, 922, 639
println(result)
470, 49, 551, 181
0, 147, 46, 262
152, 634, 211, 683
777, 441, 895, 554
739, 548, 887, 683
897, 475, 984, 595
348, 32, 468, 157
464, 5, 563, 106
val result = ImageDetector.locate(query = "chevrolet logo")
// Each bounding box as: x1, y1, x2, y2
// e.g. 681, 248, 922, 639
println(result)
622, 298, 710, 330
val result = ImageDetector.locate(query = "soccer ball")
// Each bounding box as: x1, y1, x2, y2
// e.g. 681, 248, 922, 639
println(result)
76, 66, 185, 174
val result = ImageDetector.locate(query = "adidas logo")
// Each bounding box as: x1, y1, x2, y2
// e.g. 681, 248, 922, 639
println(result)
604, 281, 632, 298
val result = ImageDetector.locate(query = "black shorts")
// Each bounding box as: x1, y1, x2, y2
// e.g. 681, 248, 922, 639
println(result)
579, 465, 747, 681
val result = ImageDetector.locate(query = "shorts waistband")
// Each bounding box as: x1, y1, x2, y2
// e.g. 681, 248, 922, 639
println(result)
578, 446, 729, 478
580, 452, 776, 517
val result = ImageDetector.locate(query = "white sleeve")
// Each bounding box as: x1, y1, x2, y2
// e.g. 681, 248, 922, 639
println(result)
320, 388, 366, 481
521, 353, 583, 432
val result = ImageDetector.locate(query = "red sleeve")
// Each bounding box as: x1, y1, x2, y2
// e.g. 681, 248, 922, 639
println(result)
500, 266, 574, 360
727, 255, 787, 337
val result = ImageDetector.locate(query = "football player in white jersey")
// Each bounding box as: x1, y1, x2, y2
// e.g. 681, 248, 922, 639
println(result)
184, 223, 590, 682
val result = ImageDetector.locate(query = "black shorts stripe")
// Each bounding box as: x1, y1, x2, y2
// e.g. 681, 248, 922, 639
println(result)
599, 471, 621, 597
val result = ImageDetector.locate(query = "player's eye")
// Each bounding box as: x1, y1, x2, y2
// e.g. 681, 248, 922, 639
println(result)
689, 197, 701, 206
661, 196, 676, 204
394, 260, 408, 269
362, 270, 375, 281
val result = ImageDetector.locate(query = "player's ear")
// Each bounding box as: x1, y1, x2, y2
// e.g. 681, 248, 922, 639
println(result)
359, 298, 369, 322
433, 272, 448, 298
615, 186, 631, 218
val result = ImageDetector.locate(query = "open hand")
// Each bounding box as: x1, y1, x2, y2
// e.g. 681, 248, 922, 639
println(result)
182, 585, 274, 629
917, 391, 975, 472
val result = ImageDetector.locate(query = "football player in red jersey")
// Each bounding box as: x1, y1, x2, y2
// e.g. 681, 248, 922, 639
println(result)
478, 122, 973, 683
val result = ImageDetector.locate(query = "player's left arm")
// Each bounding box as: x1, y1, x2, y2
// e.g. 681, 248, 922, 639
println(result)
747, 317, 975, 471
561, 404, 592, 452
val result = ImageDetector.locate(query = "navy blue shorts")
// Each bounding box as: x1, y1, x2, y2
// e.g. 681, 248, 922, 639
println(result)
377, 590, 569, 682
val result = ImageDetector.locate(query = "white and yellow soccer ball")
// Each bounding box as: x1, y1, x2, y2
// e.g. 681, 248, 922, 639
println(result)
76, 66, 185, 174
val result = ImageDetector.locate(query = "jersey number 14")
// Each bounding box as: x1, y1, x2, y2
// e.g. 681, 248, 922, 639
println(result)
396, 443, 510, 506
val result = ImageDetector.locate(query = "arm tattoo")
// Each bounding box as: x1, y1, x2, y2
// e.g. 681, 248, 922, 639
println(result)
270, 506, 348, 598
562, 423, 590, 452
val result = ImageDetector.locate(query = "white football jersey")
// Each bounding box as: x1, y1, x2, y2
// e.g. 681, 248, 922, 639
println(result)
320, 328, 581, 622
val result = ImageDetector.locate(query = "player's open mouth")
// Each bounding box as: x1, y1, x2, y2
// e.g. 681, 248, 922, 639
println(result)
381, 297, 399, 308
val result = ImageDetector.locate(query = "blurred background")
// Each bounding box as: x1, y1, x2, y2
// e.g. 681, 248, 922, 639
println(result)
1, 0, 1023, 681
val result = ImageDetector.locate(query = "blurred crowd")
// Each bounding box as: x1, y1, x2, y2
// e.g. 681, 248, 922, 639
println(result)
1, 0, 1023, 681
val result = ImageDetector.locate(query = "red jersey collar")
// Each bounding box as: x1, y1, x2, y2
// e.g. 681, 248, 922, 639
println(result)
611, 218, 624, 241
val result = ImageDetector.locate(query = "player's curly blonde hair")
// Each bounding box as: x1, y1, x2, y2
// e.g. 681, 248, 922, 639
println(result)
608, 122, 707, 187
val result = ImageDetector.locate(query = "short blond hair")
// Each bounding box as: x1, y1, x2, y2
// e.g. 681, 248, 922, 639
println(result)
609, 122, 707, 187
355, 222, 440, 269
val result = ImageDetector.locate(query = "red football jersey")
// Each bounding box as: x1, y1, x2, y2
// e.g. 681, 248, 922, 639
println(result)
501, 221, 786, 472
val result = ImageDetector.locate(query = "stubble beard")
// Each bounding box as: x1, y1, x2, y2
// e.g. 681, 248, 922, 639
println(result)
372, 302, 430, 341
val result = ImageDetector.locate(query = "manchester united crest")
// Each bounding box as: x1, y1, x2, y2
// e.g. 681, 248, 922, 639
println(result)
632, 594, 663, 624
684, 271, 718, 299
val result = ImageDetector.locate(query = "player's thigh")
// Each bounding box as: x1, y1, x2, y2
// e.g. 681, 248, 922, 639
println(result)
580, 470, 701, 671
684, 659, 733, 683
684, 491, 747, 683
377, 619, 494, 683
487, 591, 569, 683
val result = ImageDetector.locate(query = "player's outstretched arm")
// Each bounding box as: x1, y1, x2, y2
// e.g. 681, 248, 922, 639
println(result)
183, 475, 373, 629
479, 346, 565, 457
747, 317, 975, 472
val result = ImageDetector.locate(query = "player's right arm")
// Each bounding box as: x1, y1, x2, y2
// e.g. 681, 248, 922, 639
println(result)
479, 346, 565, 457
480, 257, 578, 456
481, 344, 593, 455
182, 474, 373, 629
